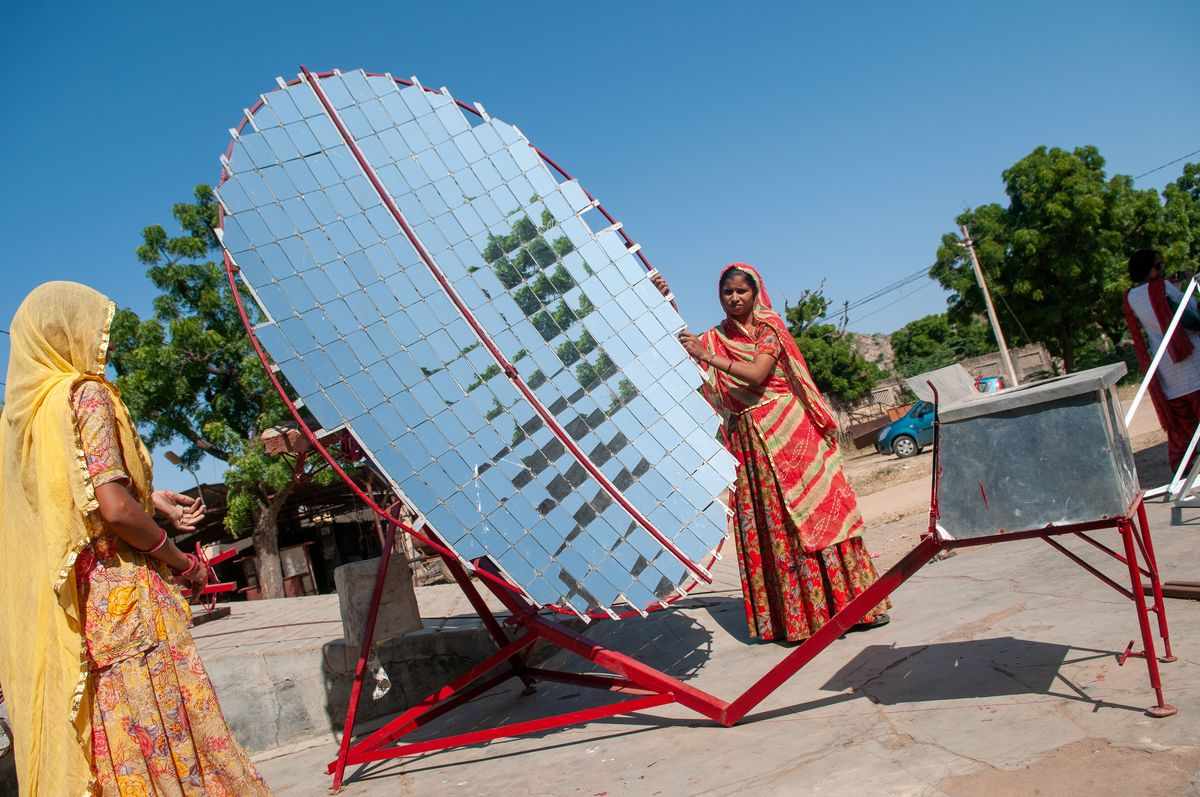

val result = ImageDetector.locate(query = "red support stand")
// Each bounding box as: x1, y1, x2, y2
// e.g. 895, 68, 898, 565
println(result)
326, 498, 1177, 791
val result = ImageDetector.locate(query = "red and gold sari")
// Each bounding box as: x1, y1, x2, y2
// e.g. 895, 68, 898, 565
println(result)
699, 264, 888, 642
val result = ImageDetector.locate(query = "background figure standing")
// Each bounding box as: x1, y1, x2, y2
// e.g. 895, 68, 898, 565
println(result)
1124, 249, 1200, 471
653, 264, 890, 643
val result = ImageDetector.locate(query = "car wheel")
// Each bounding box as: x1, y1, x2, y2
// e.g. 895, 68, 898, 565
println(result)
893, 435, 919, 458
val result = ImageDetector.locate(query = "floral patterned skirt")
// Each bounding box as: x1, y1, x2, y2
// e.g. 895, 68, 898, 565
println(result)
730, 423, 890, 643
89, 627, 272, 797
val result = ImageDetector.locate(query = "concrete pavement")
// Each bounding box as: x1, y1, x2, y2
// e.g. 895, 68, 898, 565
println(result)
253, 495, 1200, 796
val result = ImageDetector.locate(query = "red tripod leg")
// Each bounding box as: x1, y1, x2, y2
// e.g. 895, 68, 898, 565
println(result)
331, 523, 398, 792
1135, 501, 1176, 662
1119, 520, 1177, 718
441, 552, 537, 693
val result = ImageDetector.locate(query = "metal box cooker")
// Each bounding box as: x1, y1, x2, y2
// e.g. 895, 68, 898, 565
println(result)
935, 363, 1138, 540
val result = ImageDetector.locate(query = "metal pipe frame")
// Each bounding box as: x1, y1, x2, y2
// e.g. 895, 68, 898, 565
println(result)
321, 358, 1179, 792
325, 502, 1177, 791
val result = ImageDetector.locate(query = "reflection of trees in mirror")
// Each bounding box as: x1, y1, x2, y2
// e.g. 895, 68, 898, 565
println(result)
595, 353, 616, 380
556, 340, 581, 367
512, 216, 538, 243
485, 398, 504, 422
576, 361, 599, 390
531, 311, 561, 341
607, 378, 639, 413
528, 370, 547, 389
529, 238, 556, 268
466, 364, 502, 392
531, 274, 555, 302
514, 285, 539, 315
552, 302, 575, 331
550, 265, 576, 293
512, 249, 536, 277
492, 257, 522, 289
573, 350, 618, 391
577, 330, 597, 355
419, 366, 440, 377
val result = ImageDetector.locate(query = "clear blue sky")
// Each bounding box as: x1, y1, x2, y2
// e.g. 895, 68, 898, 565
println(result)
1, 0, 1196, 490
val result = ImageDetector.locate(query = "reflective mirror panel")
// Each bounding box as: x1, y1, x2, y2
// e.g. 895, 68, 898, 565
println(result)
220, 71, 736, 615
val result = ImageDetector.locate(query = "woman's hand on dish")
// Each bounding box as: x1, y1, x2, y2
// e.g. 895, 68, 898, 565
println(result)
677, 331, 708, 363
153, 490, 206, 533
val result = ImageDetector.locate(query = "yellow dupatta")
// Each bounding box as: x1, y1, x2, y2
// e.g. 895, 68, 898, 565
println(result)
0, 282, 153, 797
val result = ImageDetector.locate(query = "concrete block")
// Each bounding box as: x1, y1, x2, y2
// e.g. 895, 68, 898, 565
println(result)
321, 626, 498, 730
334, 554, 422, 649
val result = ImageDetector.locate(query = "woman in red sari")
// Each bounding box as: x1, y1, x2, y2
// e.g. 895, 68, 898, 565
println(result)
653, 264, 890, 642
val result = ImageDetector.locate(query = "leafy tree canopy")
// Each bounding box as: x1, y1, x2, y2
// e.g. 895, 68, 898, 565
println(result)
109, 186, 340, 598
784, 287, 883, 405
891, 313, 993, 377
931, 146, 1192, 371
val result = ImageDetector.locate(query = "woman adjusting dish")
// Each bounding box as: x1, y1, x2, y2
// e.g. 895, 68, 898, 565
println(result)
653, 265, 890, 643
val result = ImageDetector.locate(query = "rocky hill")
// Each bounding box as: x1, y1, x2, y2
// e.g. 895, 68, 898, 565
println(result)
852, 333, 895, 373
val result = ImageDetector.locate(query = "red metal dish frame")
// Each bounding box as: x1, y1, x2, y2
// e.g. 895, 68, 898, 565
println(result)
219, 67, 1178, 793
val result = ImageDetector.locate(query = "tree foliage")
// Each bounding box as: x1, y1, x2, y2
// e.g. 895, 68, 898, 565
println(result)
931, 146, 1193, 372
109, 185, 340, 598
1163, 162, 1200, 276
891, 313, 993, 377
783, 287, 883, 404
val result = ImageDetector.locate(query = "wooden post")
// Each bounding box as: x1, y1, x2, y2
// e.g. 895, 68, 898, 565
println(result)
961, 224, 1019, 387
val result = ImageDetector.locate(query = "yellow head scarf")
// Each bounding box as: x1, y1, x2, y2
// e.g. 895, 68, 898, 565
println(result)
0, 281, 153, 797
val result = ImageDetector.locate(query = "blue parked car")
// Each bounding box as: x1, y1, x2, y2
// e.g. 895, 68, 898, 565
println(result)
875, 401, 935, 458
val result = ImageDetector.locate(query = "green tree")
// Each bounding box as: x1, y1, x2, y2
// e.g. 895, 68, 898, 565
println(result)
931, 146, 1178, 371
1163, 162, 1200, 276
891, 313, 993, 377
783, 287, 883, 405
108, 185, 343, 599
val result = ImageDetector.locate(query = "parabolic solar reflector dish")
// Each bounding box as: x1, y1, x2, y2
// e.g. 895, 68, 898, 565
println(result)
216, 68, 737, 618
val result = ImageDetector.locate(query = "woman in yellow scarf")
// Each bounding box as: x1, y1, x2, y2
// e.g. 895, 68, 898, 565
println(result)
0, 282, 271, 796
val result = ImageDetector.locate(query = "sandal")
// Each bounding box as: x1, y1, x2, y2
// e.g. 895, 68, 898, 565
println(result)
851, 613, 891, 632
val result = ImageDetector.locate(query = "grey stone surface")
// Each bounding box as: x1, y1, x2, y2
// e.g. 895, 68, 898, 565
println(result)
334, 554, 422, 650
192, 581, 509, 753
255, 497, 1200, 796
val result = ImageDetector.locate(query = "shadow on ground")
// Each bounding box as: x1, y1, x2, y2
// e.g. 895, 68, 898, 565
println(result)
819, 636, 1142, 712
339, 604, 716, 785
338, 605, 1145, 788
1137, 441, 1173, 490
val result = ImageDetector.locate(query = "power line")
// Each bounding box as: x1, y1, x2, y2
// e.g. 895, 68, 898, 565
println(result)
994, 288, 1032, 344
845, 281, 938, 327
809, 264, 933, 327
1134, 147, 1200, 181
